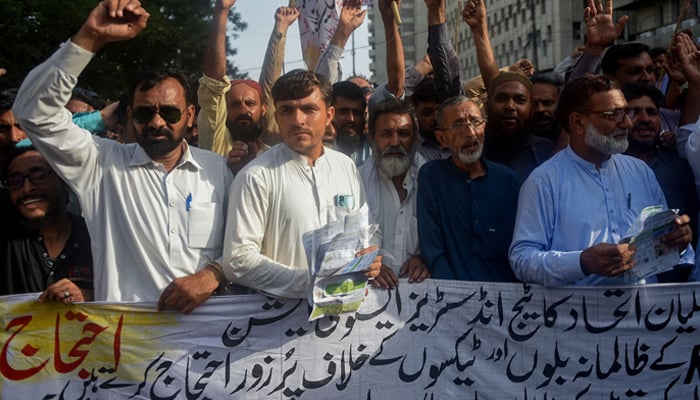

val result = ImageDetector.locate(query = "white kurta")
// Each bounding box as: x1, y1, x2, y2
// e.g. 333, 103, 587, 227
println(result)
223, 144, 365, 298
14, 40, 233, 301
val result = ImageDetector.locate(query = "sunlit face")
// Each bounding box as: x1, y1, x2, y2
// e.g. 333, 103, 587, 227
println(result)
612, 53, 656, 86
487, 81, 531, 137
7, 151, 65, 222
275, 87, 334, 162
226, 83, 267, 142
439, 101, 486, 170
627, 96, 660, 152
578, 90, 631, 156
128, 77, 194, 159
370, 112, 416, 178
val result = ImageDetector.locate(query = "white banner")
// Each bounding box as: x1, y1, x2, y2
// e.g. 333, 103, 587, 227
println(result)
297, 0, 374, 71
1, 280, 700, 398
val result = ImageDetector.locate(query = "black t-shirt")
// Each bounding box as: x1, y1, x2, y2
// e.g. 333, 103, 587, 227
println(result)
0, 213, 93, 295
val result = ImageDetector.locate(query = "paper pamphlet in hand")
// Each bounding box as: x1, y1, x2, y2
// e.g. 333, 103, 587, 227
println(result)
619, 205, 680, 282
302, 205, 378, 321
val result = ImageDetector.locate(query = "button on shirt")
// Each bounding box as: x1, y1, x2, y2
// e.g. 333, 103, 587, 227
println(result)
417, 158, 520, 282
360, 154, 424, 272
223, 144, 366, 298
510, 146, 693, 286
13, 40, 233, 301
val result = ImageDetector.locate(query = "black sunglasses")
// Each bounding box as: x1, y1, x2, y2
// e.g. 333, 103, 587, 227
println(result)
132, 106, 184, 124
5, 167, 55, 190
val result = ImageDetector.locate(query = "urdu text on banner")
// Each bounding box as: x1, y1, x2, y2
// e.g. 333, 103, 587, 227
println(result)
1, 280, 700, 398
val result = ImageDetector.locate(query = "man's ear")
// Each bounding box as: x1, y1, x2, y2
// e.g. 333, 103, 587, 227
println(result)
326, 105, 335, 127
435, 129, 446, 148
185, 104, 196, 129
569, 112, 585, 136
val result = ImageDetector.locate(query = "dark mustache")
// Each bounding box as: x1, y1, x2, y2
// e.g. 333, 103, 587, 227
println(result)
142, 126, 175, 138
234, 114, 254, 123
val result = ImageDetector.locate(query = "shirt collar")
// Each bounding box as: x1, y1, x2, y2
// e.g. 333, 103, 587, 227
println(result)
281, 143, 326, 167
447, 156, 490, 180
564, 145, 613, 171
129, 141, 202, 171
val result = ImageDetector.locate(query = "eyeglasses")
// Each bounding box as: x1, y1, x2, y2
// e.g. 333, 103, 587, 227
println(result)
5, 167, 55, 190
0, 123, 21, 135
578, 108, 632, 123
440, 119, 486, 133
132, 106, 184, 124
628, 107, 659, 118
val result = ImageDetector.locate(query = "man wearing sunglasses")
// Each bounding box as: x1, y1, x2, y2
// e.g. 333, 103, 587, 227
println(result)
1, 141, 94, 304
510, 74, 695, 286
13, 0, 233, 314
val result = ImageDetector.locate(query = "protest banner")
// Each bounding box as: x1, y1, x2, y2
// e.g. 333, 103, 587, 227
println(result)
297, 0, 375, 71
2, 280, 700, 398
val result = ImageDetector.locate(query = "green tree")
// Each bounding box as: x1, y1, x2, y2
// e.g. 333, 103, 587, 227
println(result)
0, 0, 247, 101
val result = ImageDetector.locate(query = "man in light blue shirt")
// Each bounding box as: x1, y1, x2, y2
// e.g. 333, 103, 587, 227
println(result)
509, 74, 694, 286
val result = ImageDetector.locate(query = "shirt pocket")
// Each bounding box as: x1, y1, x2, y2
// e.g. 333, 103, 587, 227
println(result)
187, 202, 223, 249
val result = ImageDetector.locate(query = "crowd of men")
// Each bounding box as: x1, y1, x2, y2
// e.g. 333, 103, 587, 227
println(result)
2, 0, 700, 314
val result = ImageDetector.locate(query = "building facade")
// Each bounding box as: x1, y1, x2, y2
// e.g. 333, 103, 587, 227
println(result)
368, 0, 699, 84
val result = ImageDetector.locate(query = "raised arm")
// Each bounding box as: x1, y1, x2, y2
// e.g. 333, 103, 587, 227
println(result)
314, 0, 366, 83
14, 0, 149, 193
378, 0, 405, 97
463, 0, 498, 92
259, 6, 299, 144
568, 0, 628, 81
423, 0, 462, 101
197, 0, 237, 155
678, 33, 700, 125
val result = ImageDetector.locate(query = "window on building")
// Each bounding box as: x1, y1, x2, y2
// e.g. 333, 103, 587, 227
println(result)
572, 21, 582, 40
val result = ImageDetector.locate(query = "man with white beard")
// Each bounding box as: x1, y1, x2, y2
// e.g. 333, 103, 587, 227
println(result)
417, 96, 520, 282
360, 98, 430, 288
510, 74, 694, 286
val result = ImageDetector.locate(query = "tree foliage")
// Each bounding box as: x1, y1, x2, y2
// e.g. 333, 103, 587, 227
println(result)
0, 0, 247, 101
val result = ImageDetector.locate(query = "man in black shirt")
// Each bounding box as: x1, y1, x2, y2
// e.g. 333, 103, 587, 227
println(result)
1, 141, 93, 303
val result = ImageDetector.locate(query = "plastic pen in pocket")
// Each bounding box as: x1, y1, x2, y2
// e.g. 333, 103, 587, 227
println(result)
186, 193, 192, 211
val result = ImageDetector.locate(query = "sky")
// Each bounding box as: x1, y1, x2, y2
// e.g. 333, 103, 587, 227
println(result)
232, 2, 372, 80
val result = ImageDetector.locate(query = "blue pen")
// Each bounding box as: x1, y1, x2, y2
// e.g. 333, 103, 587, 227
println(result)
186, 193, 192, 211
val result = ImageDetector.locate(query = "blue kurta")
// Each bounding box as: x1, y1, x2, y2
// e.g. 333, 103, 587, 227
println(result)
417, 158, 520, 282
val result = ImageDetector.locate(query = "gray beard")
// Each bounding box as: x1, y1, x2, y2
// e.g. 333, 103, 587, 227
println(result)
456, 142, 484, 165
374, 144, 414, 178
584, 124, 629, 155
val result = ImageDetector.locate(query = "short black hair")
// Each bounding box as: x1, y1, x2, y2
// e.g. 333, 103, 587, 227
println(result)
621, 82, 664, 109
272, 69, 332, 107
2, 143, 37, 182
601, 43, 651, 76
368, 98, 418, 138
127, 70, 191, 107
411, 76, 437, 106
71, 87, 106, 110
649, 47, 667, 58
332, 81, 366, 109
0, 89, 17, 113
557, 74, 619, 131
530, 72, 563, 88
